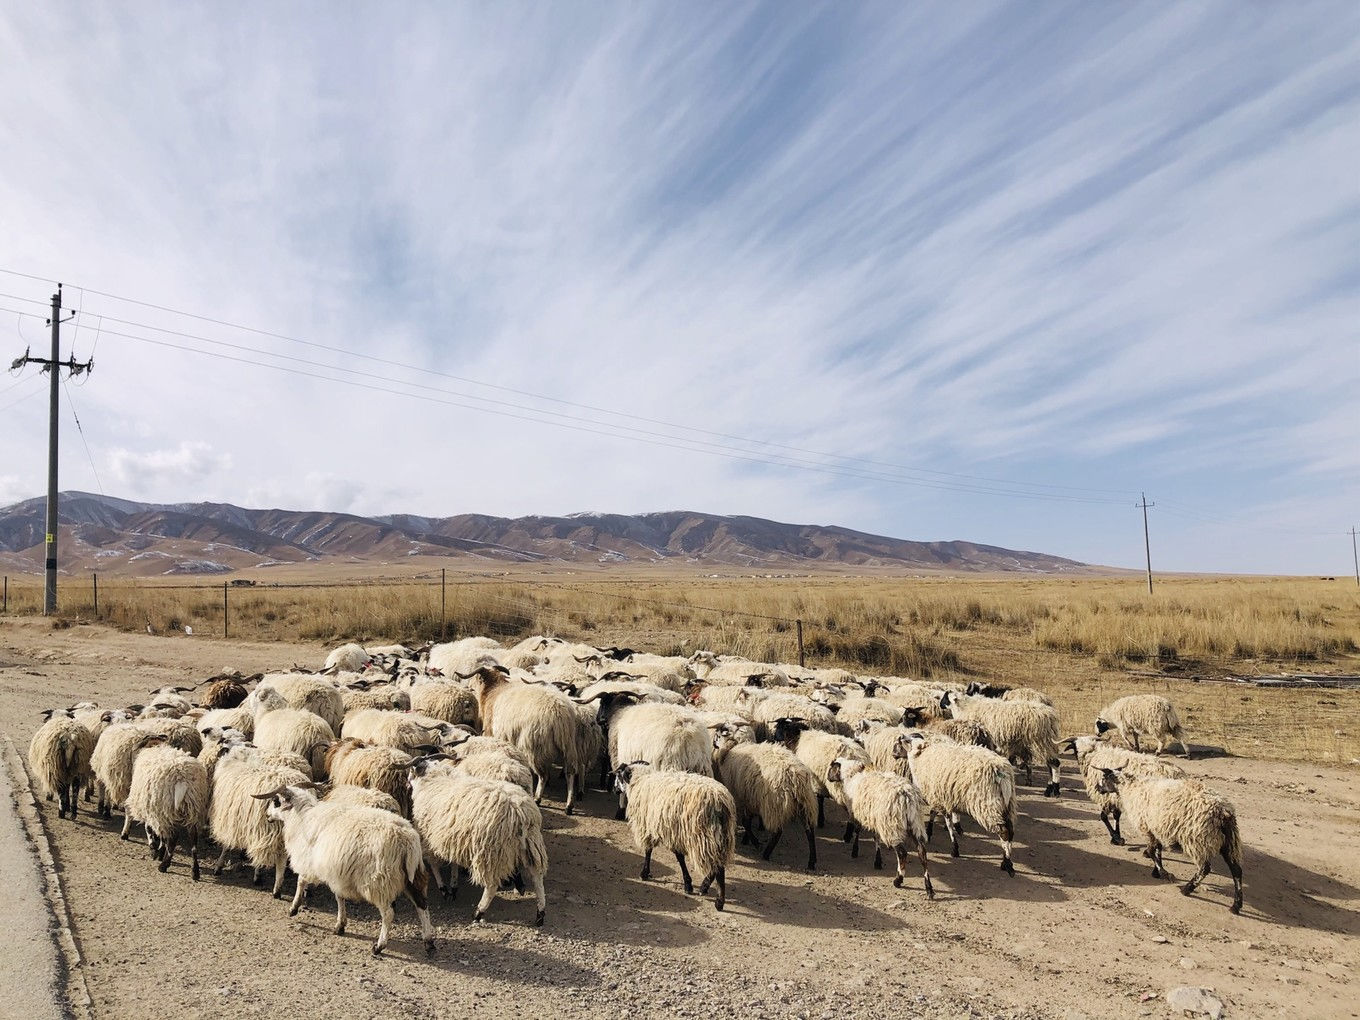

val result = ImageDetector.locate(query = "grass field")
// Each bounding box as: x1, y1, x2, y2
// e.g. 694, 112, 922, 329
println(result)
4, 570, 1358, 764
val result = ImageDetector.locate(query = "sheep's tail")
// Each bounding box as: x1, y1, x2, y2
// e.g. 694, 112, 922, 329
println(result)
172, 781, 189, 812
61, 734, 79, 770
522, 823, 549, 875
1166, 704, 1185, 740
894, 785, 928, 845
405, 832, 423, 883
1217, 805, 1242, 867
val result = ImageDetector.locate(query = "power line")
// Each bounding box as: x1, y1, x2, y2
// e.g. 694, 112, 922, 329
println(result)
0, 302, 1135, 506
62, 378, 105, 497
0, 271, 1140, 498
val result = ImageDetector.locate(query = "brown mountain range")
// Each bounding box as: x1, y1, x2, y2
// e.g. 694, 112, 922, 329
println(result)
0, 492, 1088, 576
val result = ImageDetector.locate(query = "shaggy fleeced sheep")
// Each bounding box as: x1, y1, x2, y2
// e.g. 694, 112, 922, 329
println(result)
941, 692, 1062, 796
29, 711, 96, 819
340, 682, 411, 715
1094, 768, 1243, 913
826, 758, 933, 898
613, 762, 736, 910
324, 642, 371, 673
712, 729, 818, 870
124, 738, 210, 879
897, 709, 995, 749
252, 686, 336, 777
209, 746, 310, 895
408, 757, 548, 925
893, 732, 1018, 876
404, 677, 480, 728
91, 720, 197, 820
255, 784, 434, 956
324, 738, 415, 816
254, 673, 345, 735
324, 784, 402, 813
462, 664, 586, 814
772, 717, 869, 831
1066, 735, 1185, 844
586, 692, 712, 818
1096, 695, 1190, 756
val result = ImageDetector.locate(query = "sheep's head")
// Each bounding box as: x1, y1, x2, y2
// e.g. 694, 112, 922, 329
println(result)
743, 674, 766, 689
612, 760, 650, 795
252, 783, 320, 822
407, 753, 454, 782
1094, 767, 1123, 795
938, 690, 957, 717
770, 717, 807, 747
577, 689, 642, 728
892, 731, 925, 760
39, 707, 75, 720
251, 684, 289, 715
455, 663, 511, 690
853, 718, 879, 735
1094, 716, 1113, 735
203, 678, 248, 709
859, 679, 881, 698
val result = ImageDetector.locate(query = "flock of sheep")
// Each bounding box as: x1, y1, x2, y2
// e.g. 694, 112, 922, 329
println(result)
26, 635, 1245, 957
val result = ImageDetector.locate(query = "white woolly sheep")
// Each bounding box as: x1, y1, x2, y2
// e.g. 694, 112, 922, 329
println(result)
1094, 768, 1243, 913
855, 722, 915, 780
209, 746, 310, 895
892, 731, 1018, 876
1065, 735, 1185, 845
1095, 694, 1189, 756
584, 693, 712, 819
253, 673, 345, 735
612, 762, 736, 910
461, 664, 586, 814
427, 637, 503, 677
324, 738, 415, 815
124, 737, 210, 879
895, 709, 995, 750
252, 686, 336, 777
29, 710, 97, 818
340, 682, 411, 715
712, 729, 818, 870
746, 690, 841, 740
829, 693, 906, 729
826, 758, 933, 898
255, 784, 434, 956
964, 681, 1055, 707
324, 642, 371, 673
941, 691, 1062, 796
408, 758, 548, 926
339, 707, 445, 756
404, 677, 480, 728
771, 717, 869, 833
91, 719, 198, 821
198, 705, 255, 739
324, 784, 402, 813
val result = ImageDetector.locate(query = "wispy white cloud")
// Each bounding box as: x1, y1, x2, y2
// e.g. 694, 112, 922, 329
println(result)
0, 1, 1354, 573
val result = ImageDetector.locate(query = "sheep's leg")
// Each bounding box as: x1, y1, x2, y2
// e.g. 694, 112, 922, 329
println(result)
1128, 730, 1141, 753
252, 865, 263, 886
841, 819, 855, 843
942, 813, 961, 858
816, 793, 826, 829
1181, 859, 1210, 897
1154, 737, 1166, 755
271, 858, 288, 898
1178, 734, 1191, 758
742, 815, 758, 846
873, 841, 884, 870
615, 790, 627, 822
803, 821, 817, 871
472, 883, 497, 923
455, 866, 467, 900
1045, 759, 1061, 798
335, 898, 348, 935
423, 853, 447, 896
699, 871, 715, 895
213, 847, 231, 876
674, 851, 694, 894
189, 827, 200, 881
119, 812, 133, 840
898, 836, 934, 898
1099, 806, 1123, 845
640, 845, 654, 881
405, 869, 436, 954
761, 827, 784, 862
713, 867, 726, 911
1223, 847, 1243, 915
373, 902, 393, 957
925, 812, 934, 844
288, 878, 308, 917
564, 769, 577, 816
532, 770, 545, 805
850, 824, 860, 858
158, 831, 177, 873
999, 815, 1015, 876
1149, 837, 1172, 879
527, 865, 546, 926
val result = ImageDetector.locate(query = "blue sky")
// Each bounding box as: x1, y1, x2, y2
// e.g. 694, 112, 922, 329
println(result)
0, 2, 1355, 573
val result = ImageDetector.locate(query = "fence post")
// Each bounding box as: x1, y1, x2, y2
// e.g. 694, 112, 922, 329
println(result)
2, 576, 6, 614
223, 581, 229, 638
93, 572, 98, 618
796, 618, 805, 668
441, 568, 447, 636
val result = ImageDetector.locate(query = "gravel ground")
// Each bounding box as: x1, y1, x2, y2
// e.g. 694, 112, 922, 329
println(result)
1, 617, 1357, 1019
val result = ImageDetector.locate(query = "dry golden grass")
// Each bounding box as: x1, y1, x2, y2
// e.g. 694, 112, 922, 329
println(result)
4, 571, 1358, 764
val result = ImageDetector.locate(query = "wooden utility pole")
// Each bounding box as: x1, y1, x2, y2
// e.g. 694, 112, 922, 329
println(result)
1350, 527, 1358, 588
9, 284, 93, 614
1139, 493, 1155, 595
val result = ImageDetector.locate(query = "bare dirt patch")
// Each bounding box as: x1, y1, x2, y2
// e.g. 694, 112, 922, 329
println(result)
1, 617, 1357, 1019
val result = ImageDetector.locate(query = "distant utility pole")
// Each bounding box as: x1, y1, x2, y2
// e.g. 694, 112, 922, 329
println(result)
9, 284, 93, 614
1350, 527, 1358, 588
1139, 493, 1155, 595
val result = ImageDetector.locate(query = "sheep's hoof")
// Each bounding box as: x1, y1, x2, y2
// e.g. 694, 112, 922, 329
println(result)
682, 881, 694, 895
1180, 884, 1195, 897
335, 923, 346, 935
272, 891, 282, 900
1230, 900, 1242, 915
565, 806, 574, 816
805, 860, 816, 872
370, 944, 382, 958
192, 866, 201, 882
892, 876, 903, 888
614, 808, 626, 821
1002, 859, 1014, 876
699, 879, 713, 894
950, 845, 960, 859
640, 867, 650, 881
714, 898, 725, 912
850, 845, 859, 859
157, 860, 170, 873
425, 939, 437, 956
534, 910, 545, 927
873, 858, 883, 871
1110, 835, 1125, 846
442, 886, 454, 900
472, 911, 485, 924
288, 905, 300, 917
119, 832, 129, 841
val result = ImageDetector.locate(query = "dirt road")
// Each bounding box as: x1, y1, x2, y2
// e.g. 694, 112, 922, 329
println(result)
1, 617, 1356, 1019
